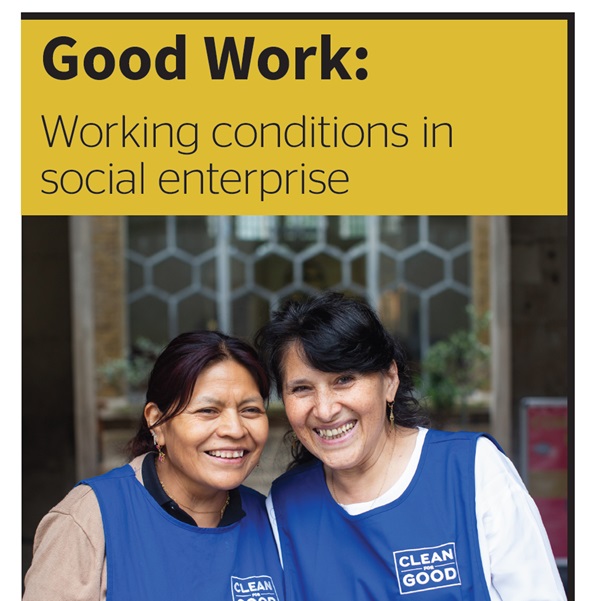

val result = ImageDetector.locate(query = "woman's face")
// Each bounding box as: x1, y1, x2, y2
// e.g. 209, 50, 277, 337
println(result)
281, 343, 399, 473
146, 359, 269, 498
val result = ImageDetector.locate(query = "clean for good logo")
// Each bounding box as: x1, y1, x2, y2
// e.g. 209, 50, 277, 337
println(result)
231, 575, 280, 601
393, 542, 461, 595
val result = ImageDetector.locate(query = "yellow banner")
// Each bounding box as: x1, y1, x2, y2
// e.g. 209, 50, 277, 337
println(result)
21, 15, 570, 215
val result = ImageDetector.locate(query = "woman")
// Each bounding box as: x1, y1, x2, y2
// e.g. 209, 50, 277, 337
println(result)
255, 292, 566, 601
23, 330, 284, 601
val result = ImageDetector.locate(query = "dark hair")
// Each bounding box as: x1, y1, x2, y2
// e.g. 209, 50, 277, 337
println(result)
254, 292, 429, 466
127, 330, 270, 459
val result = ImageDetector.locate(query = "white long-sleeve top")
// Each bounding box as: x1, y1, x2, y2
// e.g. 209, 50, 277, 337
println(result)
267, 427, 567, 601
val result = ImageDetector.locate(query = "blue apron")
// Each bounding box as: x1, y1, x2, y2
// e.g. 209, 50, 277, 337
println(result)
271, 429, 500, 600
83, 465, 284, 601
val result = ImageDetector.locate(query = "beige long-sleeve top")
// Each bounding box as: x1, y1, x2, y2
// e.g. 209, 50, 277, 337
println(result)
23, 455, 146, 601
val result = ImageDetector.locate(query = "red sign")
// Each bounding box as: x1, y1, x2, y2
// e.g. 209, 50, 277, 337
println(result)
523, 400, 568, 561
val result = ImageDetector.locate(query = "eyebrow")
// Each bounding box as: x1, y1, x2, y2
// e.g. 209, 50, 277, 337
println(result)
284, 378, 311, 390
189, 395, 264, 407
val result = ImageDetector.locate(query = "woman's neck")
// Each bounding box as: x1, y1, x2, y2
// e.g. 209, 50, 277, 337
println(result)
326, 427, 418, 505
155, 459, 229, 527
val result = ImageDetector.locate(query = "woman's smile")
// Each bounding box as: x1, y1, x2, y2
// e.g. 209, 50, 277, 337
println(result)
314, 420, 357, 442
205, 449, 247, 459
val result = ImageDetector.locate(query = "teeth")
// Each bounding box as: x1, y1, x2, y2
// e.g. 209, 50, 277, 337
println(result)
315, 421, 356, 440
208, 450, 245, 458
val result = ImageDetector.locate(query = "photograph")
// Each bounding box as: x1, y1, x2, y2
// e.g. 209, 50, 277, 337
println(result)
22, 214, 570, 599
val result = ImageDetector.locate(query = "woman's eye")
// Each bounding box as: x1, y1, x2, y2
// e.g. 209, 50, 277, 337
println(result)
242, 405, 265, 414
336, 374, 355, 385
291, 385, 309, 394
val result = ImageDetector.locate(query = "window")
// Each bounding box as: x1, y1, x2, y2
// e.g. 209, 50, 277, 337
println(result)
126, 215, 473, 363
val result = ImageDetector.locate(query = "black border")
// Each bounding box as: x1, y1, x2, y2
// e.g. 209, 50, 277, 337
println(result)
22, 12, 574, 20
566, 13, 575, 601
21, 12, 575, 600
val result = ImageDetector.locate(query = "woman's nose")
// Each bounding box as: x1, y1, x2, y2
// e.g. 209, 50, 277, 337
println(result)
313, 392, 342, 423
217, 411, 245, 438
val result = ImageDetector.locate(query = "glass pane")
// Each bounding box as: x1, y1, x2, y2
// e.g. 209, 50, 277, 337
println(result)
129, 296, 169, 345
302, 253, 342, 290
327, 216, 366, 251
230, 257, 246, 291
232, 216, 274, 253
280, 216, 321, 252
200, 258, 217, 291
429, 216, 469, 250
379, 253, 397, 289
453, 252, 470, 286
381, 216, 419, 251
255, 254, 294, 292
178, 294, 218, 333
232, 294, 271, 340
127, 260, 144, 293
128, 216, 166, 256
351, 255, 366, 287
176, 216, 216, 255
378, 288, 421, 363
405, 251, 444, 289
153, 257, 192, 294
429, 290, 470, 344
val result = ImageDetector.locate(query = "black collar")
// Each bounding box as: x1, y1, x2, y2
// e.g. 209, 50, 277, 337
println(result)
142, 453, 245, 527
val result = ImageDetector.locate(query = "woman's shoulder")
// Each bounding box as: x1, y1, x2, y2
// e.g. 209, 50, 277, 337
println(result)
239, 484, 266, 498
49, 455, 147, 527
32, 483, 104, 555
426, 428, 502, 449
270, 459, 322, 496
51, 483, 100, 518
238, 485, 271, 509
235, 486, 270, 522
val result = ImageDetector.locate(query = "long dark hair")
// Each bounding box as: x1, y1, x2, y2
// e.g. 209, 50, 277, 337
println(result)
254, 292, 429, 467
126, 330, 270, 459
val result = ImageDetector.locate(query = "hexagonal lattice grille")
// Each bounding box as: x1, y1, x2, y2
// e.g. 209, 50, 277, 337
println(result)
126, 216, 471, 360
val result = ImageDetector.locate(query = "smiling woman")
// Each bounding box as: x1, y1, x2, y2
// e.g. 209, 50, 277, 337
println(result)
255, 292, 566, 601
23, 331, 284, 601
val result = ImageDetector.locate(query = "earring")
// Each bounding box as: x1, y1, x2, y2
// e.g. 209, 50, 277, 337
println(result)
387, 401, 395, 432
290, 431, 301, 453
152, 431, 166, 463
